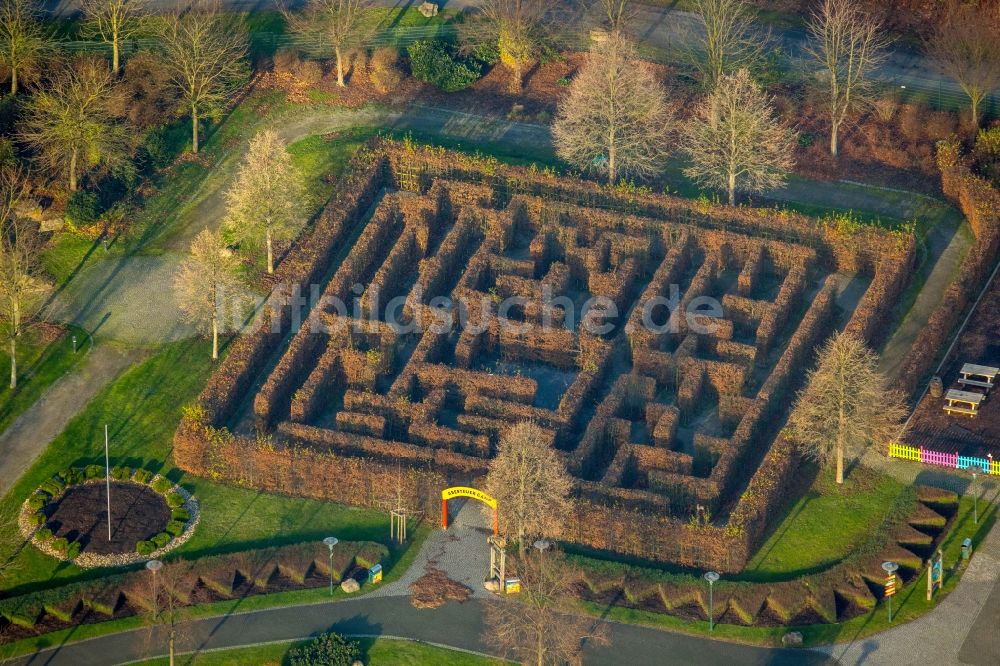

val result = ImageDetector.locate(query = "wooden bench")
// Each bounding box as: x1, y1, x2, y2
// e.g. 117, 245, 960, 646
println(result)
944, 404, 979, 417
958, 377, 993, 389
958, 363, 998, 392
944, 388, 984, 419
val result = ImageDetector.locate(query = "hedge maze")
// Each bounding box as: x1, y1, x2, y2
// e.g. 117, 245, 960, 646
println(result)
176, 140, 916, 572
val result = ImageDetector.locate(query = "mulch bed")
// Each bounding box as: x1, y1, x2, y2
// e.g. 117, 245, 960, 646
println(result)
907, 270, 1000, 457
44, 483, 169, 555
409, 567, 472, 609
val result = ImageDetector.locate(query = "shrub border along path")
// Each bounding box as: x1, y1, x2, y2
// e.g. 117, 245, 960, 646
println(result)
18, 471, 200, 569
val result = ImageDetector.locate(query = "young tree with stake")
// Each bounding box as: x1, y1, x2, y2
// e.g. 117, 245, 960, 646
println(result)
682, 68, 795, 206
553, 35, 674, 185
282, 0, 372, 89
0, 169, 48, 390
804, 0, 889, 157
786, 331, 907, 485
174, 229, 245, 360
0, 0, 47, 95
223, 129, 307, 275
483, 422, 573, 558
159, 0, 247, 154
80, 0, 146, 75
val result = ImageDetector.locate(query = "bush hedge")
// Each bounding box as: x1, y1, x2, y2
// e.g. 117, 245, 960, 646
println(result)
407, 40, 482, 92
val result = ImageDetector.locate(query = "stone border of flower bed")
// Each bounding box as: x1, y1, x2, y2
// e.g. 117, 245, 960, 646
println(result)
18, 466, 200, 569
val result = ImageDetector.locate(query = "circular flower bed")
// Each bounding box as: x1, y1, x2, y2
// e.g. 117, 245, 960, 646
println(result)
18, 465, 200, 568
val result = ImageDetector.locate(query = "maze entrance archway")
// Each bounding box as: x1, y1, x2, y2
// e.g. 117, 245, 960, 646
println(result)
441, 486, 498, 536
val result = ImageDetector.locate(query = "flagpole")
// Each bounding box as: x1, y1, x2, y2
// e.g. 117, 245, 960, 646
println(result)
105, 424, 112, 542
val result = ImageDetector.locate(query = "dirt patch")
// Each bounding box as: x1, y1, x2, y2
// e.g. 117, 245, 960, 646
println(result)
907, 268, 1000, 457
409, 567, 472, 609
44, 482, 170, 555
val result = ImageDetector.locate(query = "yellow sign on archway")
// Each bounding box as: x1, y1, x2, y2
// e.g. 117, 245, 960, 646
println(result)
441, 486, 498, 535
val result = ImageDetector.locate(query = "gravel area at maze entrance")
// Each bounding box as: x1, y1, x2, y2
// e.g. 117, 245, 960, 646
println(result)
43, 482, 169, 555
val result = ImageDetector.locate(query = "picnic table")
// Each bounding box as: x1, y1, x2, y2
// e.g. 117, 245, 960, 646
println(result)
958, 363, 999, 391
944, 388, 984, 418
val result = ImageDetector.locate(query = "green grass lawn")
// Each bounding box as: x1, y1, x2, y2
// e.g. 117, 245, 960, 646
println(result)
742, 466, 914, 581
130, 636, 504, 666
287, 128, 382, 202
0, 339, 395, 596
0, 325, 89, 441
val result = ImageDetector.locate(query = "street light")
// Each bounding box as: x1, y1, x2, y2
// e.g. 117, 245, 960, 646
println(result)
882, 561, 899, 623
704, 571, 719, 632
322, 536, 339, 596
146, 559, 163, 621
533, 539, 551, 553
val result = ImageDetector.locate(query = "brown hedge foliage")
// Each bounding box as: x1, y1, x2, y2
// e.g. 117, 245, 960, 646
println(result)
175, 140, 916, 572
898, 141, 1000, 396
0, 540, 388, 642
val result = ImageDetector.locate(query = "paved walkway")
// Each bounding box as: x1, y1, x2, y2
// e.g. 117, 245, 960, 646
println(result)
0, 345, 144, 495
370, 498, 492, 600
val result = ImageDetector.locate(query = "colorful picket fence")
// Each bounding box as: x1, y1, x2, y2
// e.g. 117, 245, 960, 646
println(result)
888, 442, 999, 475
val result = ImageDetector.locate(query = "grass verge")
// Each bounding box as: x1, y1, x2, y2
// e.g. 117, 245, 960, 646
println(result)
0, 339, 399, 596
573, 494, 995, 648
128, 635, 504, 666
0, 324, 89, 439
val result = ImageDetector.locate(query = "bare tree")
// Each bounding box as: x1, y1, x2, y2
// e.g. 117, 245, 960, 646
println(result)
158, 0, 248, 154
80, 0, 146, 75
805, 0, 890, 157
553, 35, 674, 185
282, 0, 372, 88
137, 560, 192, 666
0, 169, 48, 389
483, 422, 574, 558
927, 2, 1000, 129
786, 331, 907, 485
482, 0, 550, 94
19, 57, 129, 192
687, 0, 767, 89
485, 547, 608, 666
223, 129, 307, 275
0, 0, 48, 95
596, 0, 635, 37
174, 229, 244, 360
682, 68, 795, 206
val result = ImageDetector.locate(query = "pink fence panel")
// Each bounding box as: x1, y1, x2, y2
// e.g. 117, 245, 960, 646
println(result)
919, 448, 958, 468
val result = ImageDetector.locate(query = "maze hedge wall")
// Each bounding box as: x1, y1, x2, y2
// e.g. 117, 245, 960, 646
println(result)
898, 141, 1000, 396
175, 140, 915, 572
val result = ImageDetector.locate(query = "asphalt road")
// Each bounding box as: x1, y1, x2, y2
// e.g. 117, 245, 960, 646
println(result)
1, 596, 837, 666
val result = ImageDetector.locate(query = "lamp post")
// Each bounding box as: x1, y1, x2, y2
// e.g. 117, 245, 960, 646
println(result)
972, 471, 979, 525
704, 571, 719, 632
146, 559, 163, 621
322, 536, 339, 596
882, 561, 899, 623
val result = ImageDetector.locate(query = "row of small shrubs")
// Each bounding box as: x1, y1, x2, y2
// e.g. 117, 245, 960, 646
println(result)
273, 37, 489, 94
23, 465, 192, 561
